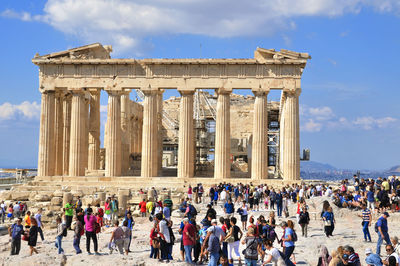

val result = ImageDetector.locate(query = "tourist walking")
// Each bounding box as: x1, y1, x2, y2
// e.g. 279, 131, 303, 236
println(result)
124, 212, 135, 252
182, 217, 196, 264
376, 212, 391, 256
111, 196, 119, 222
64, 200, 74, 230
28, 217, 39, 256
276, 190, 283, 217
55, 216, 66, 254
224, 199, 235, 218
73, 216, 83, 254
35, 208, 45, 241
84, 210, 99, 254
241, 227, 260, 266
24, 211, 31, 229
280, 221, 296, 266
322, 206, 335, 237
298, 206, 310, 237
121, 220, 131, 255
9, 218, 23, 255
139, 198, 147, 217
104, 197, 112, 227
358, 203, 372, 242
109, 220, 125, 254
224, 217, 242, 265
207, 225, 221, 266
238, 201, 249, 230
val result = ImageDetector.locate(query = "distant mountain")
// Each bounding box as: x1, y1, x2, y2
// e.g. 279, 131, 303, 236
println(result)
300, 161, 337, 172
387, 165, 400, 173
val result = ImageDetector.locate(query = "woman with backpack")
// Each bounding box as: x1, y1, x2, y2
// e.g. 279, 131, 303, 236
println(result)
241, 227, 260, 266
84, 210, 99, 254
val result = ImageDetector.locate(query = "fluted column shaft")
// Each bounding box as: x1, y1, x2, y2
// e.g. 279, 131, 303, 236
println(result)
54, 91, 64, 175
37, 90, 55, 176
282, 90, 301, 181
62, 94, 72, 176
105, 91, 122, 177
214, 89, 231, 179
251, 90, 269, 180
157, 91, 164, 174
88, 89, 101, 171
120, 91, 131, 175
69, 90, 86, 176
141, 90, 158, 177
177, 90, 195, 179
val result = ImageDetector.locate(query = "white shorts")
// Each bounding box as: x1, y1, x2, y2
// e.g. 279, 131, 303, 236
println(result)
104, 214, 111, 221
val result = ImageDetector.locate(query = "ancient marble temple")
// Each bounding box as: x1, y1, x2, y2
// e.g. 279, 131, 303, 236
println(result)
33, 43, 310, 182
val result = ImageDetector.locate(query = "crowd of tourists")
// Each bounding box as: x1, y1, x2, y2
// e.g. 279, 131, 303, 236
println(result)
4, 175, 400, 265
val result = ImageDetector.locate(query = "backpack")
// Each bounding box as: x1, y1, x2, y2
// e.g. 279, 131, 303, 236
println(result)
208, 232, 220, 253
189, 205, 197, 217
62, 226, 68, 237
292, 230, 298, 242
244, 237, 258, 259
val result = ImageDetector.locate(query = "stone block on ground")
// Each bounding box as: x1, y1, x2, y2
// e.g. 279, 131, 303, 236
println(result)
34, 194, 51, 202
51, 197, 63, 206
11, 191, 30, 201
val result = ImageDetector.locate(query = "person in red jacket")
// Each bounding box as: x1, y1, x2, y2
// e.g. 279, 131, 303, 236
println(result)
182, 218, 196, 264
139, 199, 147, 217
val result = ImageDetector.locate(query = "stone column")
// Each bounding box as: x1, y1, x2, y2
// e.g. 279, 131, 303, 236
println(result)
177, 90, 195, 179
68, 90, 86, 176
88, 89, 101, 171
37, 90, 55, 176
62, 93, 72, 176
281, 89, 301, 181
130, 117, 137, 154
82, 95, 90, 172
141, 90, 158, 177
54, 90, 64, 176
279, 92, 286, 177
251, 90, 269, 180
214, 89, 231, 179
105, 90, 122, 177
157, 91, 164, 175
120, 90, 131, 175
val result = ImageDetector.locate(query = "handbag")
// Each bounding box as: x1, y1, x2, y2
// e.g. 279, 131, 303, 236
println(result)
324, 220, 332, 227
22, 230, 29, 241
225, 234, 235, 243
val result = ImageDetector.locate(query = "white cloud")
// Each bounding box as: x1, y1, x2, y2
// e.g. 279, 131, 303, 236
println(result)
353, 116, 397, 130
308, 106, 335, 121
0, 101, 41, 120
2, 0, 400, 54
301, 119, 323, 132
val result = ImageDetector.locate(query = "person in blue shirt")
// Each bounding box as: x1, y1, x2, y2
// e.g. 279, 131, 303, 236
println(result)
280, 221, 296, 266
322, 206, 335, 237
9, 218, 23, 255
376, 212, 391, 256
275, 190, 283, 217
367, 189, 376, 212
224, 199, 234, 217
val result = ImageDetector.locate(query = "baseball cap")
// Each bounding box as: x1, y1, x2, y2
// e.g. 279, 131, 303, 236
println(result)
183, 218, 189, 222
342, 254, 349, 260
383, 212, 390, 217
211, 219, 217, 224
365, 248, 373, 254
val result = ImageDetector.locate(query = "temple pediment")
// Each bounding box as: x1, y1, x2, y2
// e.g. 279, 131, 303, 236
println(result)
254, 47, 311, 63
34, 43, 112, 60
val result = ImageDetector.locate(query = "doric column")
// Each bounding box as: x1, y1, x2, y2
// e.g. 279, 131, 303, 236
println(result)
54, 90, 64, 176
130, 117, 137, 154
37, 90, 55, 176
251, 90, 269, 180
82, 95, 90, 172
177, 90, 195, 179
68, 90, 86, 176
105, 90, 122, 177
62, 93, 72, 176
88, 89, 101, 171
282, 89, 301, 181
157, 91, 164, 175
279, 91, 286, 177
141, 90, 158, 177
120, 90, 131, 175
214, 89, 231, 179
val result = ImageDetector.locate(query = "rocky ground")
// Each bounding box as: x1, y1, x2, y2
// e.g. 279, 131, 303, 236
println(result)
0, 196, 399, 265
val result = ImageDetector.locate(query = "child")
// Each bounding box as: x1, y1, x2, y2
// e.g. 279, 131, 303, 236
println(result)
96, 204, 104, 228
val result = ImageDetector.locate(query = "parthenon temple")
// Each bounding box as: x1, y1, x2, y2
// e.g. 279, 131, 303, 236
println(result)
33, 43, 310, 185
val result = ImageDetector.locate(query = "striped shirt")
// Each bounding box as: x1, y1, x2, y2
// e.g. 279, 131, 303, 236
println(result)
362, 209, 371, 222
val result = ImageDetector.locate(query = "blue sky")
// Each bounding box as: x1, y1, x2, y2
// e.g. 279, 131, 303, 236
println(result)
0, 0, 399, 170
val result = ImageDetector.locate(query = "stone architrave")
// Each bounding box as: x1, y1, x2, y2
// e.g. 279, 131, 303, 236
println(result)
251, 90, 269, 180
54, 90, 64, 176
177, 90, 195, 179
88, 89, 101, 171
120, 90, 131, 175
141, 90, 158, 177
214, 89, 231, 179
281, 89, 301, 181
37, 90, 56, 176
68, 90, 87, 176
105, 90, 122, 177
62, 93, 72, 176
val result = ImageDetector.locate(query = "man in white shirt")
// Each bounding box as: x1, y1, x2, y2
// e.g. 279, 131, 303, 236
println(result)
384, 244, 399, 266
220, 190, 227, 203
155, 213, 171, 262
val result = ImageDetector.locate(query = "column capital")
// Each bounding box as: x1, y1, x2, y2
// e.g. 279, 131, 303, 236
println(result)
283, 88, 301, 96
106, 90, 123, 96
121, 88, 131, 95
88, 88, 101, 95
215, 87, 232, 95
141, 89, 158, 96
178, 89, 195, 96
68, 88, 85, 96
252, 89, 270, 97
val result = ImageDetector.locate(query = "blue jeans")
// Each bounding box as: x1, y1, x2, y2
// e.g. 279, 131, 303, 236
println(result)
150, 245, 159, 258
184, 245, 193, 263
362, 221, 371, 241
208, 252, 220, 266
245, 258, 258, 266
276, 203, 283, 217
377, 231, 391, 256
55, 235, 64, 254
222, 242, 228, 257
73, 236, 82, 254
284, 245, 295, 266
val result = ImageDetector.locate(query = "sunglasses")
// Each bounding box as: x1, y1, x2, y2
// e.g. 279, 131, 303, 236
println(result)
386, 249, 393, 251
